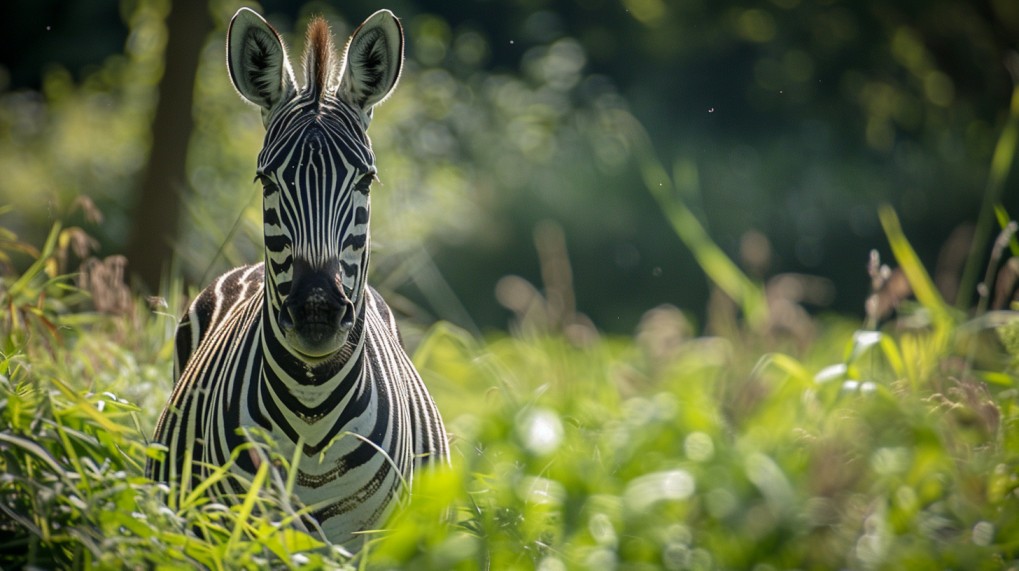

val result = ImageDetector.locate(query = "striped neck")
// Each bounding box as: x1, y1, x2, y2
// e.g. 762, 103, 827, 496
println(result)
260, 292, 367, 386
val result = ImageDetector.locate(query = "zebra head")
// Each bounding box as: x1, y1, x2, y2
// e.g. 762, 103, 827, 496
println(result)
227, 8, 403, 360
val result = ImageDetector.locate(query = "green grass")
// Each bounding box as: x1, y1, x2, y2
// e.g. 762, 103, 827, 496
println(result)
3, 106, 1019, 567
2, 209, 1019, 570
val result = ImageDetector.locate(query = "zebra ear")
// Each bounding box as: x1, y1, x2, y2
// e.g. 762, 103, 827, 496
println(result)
338, 10, 404, 119
227, 8, 296, 126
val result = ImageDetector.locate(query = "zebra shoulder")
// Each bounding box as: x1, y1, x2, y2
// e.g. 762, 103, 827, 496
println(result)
173, 264, 265, 379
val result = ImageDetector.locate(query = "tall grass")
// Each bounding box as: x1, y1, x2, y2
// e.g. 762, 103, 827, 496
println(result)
2, 122, 1019, 568
957, 71, 1019, 309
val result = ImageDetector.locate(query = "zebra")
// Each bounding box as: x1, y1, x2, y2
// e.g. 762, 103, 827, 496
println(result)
148, 7, 449, 548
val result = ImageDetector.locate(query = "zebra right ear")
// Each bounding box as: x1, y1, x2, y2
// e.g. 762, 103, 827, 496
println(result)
337, 10, 403, 123
227, 8, 296, 126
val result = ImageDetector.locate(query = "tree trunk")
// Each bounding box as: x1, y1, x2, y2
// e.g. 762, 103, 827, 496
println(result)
126, 1, 211, 292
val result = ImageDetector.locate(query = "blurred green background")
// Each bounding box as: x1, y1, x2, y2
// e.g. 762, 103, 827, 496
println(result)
1, 0, 1016, 333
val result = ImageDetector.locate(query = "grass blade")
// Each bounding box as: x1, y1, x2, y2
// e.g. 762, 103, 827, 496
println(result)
878, 205, 953, 326
226, 460, 270, 550
957, 79, 1019, 307
621, 111, 768, 329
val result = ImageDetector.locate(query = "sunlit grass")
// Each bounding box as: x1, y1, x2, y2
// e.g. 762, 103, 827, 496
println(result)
957, 78, 1019, 308
2, 205, 1019, 569
3, 110, 1019, 566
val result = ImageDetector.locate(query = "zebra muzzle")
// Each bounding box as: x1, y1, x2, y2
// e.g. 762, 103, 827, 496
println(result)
279, 270, 355, 357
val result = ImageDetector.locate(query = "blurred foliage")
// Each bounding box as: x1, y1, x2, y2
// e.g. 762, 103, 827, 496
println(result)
403, 0, 1019, 329
0, 0, 164, 249
1, 0, 1016, 331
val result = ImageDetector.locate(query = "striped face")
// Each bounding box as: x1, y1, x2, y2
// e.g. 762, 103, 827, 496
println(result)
226, 8, 405, 361
258, 96, 374, 358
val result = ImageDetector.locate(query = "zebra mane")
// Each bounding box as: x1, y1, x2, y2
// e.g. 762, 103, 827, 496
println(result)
302, 17, 337, 99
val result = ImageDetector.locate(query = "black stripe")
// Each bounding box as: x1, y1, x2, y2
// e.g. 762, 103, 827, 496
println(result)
342, 233, 366, 250
265, 233, 289, 253
225, 322, 260, 474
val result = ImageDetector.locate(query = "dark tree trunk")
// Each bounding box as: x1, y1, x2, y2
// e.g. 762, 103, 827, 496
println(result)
126, 2, 212, 292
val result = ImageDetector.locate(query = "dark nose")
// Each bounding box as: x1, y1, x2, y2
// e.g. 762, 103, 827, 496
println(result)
279, 286, 353, 333
279, 263, 354, 342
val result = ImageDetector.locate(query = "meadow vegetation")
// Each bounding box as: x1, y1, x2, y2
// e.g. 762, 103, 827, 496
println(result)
3, 148, 1019, 569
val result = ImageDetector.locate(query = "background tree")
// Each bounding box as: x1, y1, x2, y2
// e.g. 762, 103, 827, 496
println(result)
125, 1, 211, 291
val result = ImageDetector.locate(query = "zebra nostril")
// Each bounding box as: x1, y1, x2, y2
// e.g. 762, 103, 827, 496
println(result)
278, 303, 296, 332
337, 299, 354, 331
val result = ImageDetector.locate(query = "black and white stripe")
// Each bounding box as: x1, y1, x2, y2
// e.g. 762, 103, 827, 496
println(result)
149, 8, 448, 548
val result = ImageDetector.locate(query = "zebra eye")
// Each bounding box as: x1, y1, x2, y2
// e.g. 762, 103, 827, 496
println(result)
354, 173, 374, 194
258, 176, 278, 196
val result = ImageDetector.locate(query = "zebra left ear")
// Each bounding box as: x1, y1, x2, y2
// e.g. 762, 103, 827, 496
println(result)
227, 8, 297, 127
338, 10, 404, 121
